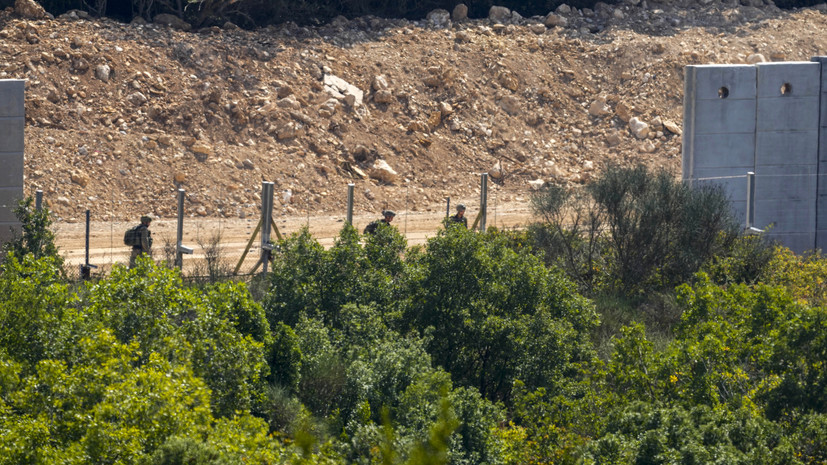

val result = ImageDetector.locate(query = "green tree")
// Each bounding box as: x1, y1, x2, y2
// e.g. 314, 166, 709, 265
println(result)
2, 196, 63, 269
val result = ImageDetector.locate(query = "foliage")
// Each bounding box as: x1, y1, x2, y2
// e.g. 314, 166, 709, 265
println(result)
2, 196, 64, 270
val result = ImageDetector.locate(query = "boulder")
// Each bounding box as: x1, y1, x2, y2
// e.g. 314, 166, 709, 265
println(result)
489, 5, 511, 22
154, 13, 192, 31
14, 0, 47, 19
629, 117, 650, 139
452, 3, 469, 21
370, 159, 398, 184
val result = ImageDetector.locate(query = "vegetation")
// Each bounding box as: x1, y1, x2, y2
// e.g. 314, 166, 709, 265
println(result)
2, 166, 827, 463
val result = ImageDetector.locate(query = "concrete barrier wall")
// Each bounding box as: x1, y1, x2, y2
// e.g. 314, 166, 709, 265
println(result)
0, 80, 25, 247
683, 65, 756, 225
683, 58, 827, 254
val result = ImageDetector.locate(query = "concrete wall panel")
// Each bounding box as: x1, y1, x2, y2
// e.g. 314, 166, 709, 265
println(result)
693, 133, 755, 168
0, 188, 22, 222
0, 152, 23, 187
0, 117, 25, 153
692, 99, 757, 134
756, 62, 821, 97
754, 198, 816, 233
754, 166, 817, 201
0, 80, 24, 117
766, 232, 817, 253
689, 65, 756, 100
756, 131, 819, 166
756, 97, 820, 132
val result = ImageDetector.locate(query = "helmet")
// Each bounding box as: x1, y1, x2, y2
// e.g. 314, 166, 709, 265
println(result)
140, 215, 153, 223
456, 204, 466, 211
383, 210, 396, 217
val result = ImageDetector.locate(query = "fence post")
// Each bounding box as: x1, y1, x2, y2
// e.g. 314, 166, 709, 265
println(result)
260, 182, 274, 274
80, 209, 96, 279
35, 189, 43, 211
445, 197, 450, 217
746, 172, 754, 229
346, 183, 354, 225
479, 173, 488, 232
175, 189, 193, 269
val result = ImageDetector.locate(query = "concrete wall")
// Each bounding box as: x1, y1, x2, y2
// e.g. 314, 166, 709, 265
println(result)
0, 80, 25, 248
683, 58, 827, 254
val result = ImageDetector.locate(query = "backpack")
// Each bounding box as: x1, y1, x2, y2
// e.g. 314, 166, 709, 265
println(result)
124, 225, 143, 247
363, 221, 379, 235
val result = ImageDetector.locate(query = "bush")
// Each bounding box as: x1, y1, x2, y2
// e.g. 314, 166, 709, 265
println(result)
2, 196, 63, 270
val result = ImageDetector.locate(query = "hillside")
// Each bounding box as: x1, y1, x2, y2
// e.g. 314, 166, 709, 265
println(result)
3, 0, 827, 223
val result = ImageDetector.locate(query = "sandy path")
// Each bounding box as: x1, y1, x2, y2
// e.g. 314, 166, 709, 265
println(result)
54, 203, 534, 276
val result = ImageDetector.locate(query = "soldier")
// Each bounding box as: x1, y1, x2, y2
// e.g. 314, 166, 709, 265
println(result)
129, 215, 153, 268
364, 210, 396, 235
448, 204, 468, 229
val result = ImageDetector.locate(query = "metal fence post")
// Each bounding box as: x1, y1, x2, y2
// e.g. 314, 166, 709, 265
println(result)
260, 182, 274, 274
347, 183, 354, 225
479, 173, 488, 232
445, 197, 450, 217
35, 189, 43, 211
175, 189, 193, 269
80, 209, 96, 279
746, 171, 755, 230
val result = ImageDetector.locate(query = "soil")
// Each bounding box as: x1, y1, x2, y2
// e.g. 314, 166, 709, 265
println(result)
3, 0, 827, 267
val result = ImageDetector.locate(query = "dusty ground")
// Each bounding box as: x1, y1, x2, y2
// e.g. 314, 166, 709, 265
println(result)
3, 0, 827, 268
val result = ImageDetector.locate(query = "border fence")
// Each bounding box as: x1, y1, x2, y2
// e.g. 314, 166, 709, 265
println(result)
8, 174, 522, 281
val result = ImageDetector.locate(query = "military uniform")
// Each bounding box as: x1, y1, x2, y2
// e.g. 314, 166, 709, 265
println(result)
364, 211, 396, 234
448, 214, 468, 229
129, 217, 153, 268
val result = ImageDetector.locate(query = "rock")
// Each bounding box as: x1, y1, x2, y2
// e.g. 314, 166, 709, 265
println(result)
629, 117, 650, 139
374, 89, 394, 104
650, 116, 664, 132
455, 30, 471, 42
95, 64, 111, 82
589, 98, 611, 117
370, 159, 398, 184
196, 205, 208, 216
544, 13, 568, 27
452, 3, 469, 21
499, 95, 521, 115
127, 92, 148, 106
606, 131, 622, 147
529, 23, 546, 34
641, 141, 656, 153
154, 13, 192, 31
191, 143, 212, 156
769, 51, 786, 61
277, 122, 300, 139
663, 120, 682, 135
439, 101, 453, 117
555, 4, 572, 14
528, 179, 546, 190
426, 9, 451, 29
57, 196, 71, 206
323, 74, 364, 107
242, 159, 255, 169
71, 170, 89, 187
277, 95, 301, 110
174, 172, 186, 183
613, 8, 625, 19
489, 5, 511, 23
747, 53, 767, 64
372, 75, 389, 91
583, 160, 594, 170
615, 101, 633, 122
489, 160, 503, 179
277, 85, 294, 98
14, 0, 47, 19
158, 134, 173, 146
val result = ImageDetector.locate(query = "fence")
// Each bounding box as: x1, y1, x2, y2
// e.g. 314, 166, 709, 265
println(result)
11, 174, 526, 280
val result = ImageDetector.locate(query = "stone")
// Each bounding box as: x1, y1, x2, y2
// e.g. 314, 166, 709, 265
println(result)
615, 101, 633, 122
191, 143, 212, 156
489, 160, 503, 179
158, 134, 174, 146
71, 170, 89, 187
14, 0, 47, 19
374, 89, 394, 104
629, 117, 650, 139
426, 9, 451, 29
277, 85, 294, 98
499, 95, 521, 115
277, 95, 301, 110
323, 74, 364, 107
452, 3, 469, 21
544, 13, 568, 27
583, 160, 594, 170
196, 205, 207, 216
663, 119, 682, 135
95, 64, 111, 82
370, 159, 398, 184
127, 92, 148, 106
528, 179, 546, 190
439, 101, 453, 117
641, 141, 656, 153
174, 172, 186, 183
372, 75, 389, 90
529, 23, 546, 34
747, 53, 767, 64
555, 4, 572, 14
606, 131, 622, 147
154, 13, 192, 31
57, 196, 71, 206
489, 5, 511, 23
589, 98, 611, 117
242, 159, 255, 169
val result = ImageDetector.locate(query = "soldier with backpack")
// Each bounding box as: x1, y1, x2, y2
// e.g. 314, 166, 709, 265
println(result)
125, 215, 153, 268
364, 210, 396, 235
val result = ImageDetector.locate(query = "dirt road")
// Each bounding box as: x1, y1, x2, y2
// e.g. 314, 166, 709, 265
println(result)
54, 202, 534, 276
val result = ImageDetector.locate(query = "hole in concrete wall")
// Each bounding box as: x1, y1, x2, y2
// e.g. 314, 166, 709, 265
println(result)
718, 87, 729, 99
780, 83, 792, 95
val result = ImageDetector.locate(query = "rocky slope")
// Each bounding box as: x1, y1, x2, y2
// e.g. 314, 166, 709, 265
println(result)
3, 0, 827, 222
